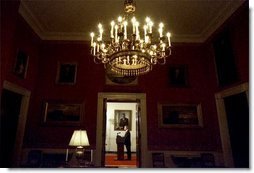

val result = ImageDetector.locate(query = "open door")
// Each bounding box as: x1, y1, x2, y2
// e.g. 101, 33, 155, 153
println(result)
104, 101, 139, 168
100, 98, 107, 166
136, 100, 141, 167
223, 92, 249, 167
95, 93, 148, 167
0, 89, 22, 167
215, 83, 249, 167
1, 81, 31, 167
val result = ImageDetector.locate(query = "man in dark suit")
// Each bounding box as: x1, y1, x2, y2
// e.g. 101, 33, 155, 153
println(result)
123, 125, 131, 160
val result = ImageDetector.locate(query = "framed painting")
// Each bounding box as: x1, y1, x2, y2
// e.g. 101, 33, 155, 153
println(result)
13, 49, 29, 79
158, 103, 203, 128
114, 110, 132, 131
168, 65, 188, 87
42, 101, 83, 126
56, 62, 77, 85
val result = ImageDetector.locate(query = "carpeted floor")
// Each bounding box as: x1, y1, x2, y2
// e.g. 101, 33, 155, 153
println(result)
105, 153, 137, 168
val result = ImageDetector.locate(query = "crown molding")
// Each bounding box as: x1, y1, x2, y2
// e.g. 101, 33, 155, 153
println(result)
200, 0, 245, 42
18, 0, 244, 43
18, 1, 46, 40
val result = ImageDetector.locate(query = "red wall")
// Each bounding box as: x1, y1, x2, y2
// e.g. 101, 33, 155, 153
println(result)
1, 1, 248, 153
144, 45, 222, 151
1, 0, 40, 93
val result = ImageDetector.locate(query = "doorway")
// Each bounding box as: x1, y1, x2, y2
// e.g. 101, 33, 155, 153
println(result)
0, 81, 31, 167
224, 92, 249, 167
95, 92, 148, 168
215, 83, 249, 167
104, 101, 138, 168
1, 89, 22, 167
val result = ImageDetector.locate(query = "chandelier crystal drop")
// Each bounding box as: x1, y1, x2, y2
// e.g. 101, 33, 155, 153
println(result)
90, 0, 172, 76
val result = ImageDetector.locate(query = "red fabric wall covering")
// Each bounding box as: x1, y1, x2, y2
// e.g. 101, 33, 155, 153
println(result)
1, 0, 40, 92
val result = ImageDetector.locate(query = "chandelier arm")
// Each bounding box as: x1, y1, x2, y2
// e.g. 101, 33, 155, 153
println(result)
150, 57, 157, 65
157, 57, 166, 65
95, 54, 104, 60
168, 48, 172, 56
103, 64, 108, 69
93, 57, 103, 64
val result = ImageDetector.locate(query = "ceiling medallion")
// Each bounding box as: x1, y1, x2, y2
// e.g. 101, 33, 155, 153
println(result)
90, 0, 172, 76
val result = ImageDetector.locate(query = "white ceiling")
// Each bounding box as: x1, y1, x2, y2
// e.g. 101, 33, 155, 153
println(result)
19, 0, 245, 43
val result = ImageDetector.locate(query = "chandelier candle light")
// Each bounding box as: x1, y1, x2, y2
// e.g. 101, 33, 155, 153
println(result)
90, 0, 172, 76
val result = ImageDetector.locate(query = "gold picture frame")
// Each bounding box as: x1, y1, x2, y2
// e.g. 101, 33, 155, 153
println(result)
168, 64, 189, 87
158, 103, 203, 128
114, 110, 132, 131
56, 62, 77, 85
13, 49, 29, 79
42, 101, 83, 126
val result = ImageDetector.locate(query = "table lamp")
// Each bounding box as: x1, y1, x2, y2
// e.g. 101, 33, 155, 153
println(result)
69, 130, 90, 161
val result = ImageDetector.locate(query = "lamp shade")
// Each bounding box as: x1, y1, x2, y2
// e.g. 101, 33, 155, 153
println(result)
69, 130, 90, 147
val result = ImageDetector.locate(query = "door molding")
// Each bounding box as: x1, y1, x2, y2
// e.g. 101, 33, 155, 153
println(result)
3, 80, 31, 166
215, 82, 248, 167
95, 92, 148, 167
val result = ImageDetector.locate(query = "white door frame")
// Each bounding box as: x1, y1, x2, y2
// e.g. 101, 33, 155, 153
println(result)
3, 80, 31, 166
215, 82, 248, 167
94, 92, 148, 167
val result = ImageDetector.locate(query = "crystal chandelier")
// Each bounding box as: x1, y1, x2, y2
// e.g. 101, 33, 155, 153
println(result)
90, 0, 172, 76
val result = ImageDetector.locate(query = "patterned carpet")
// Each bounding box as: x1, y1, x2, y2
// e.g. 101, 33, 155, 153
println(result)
105, 153, 137, 168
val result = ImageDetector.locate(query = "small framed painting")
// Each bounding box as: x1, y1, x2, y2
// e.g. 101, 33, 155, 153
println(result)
13, 49, 29, 79
168, 65, 188, 87
56, 62, 77, 85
